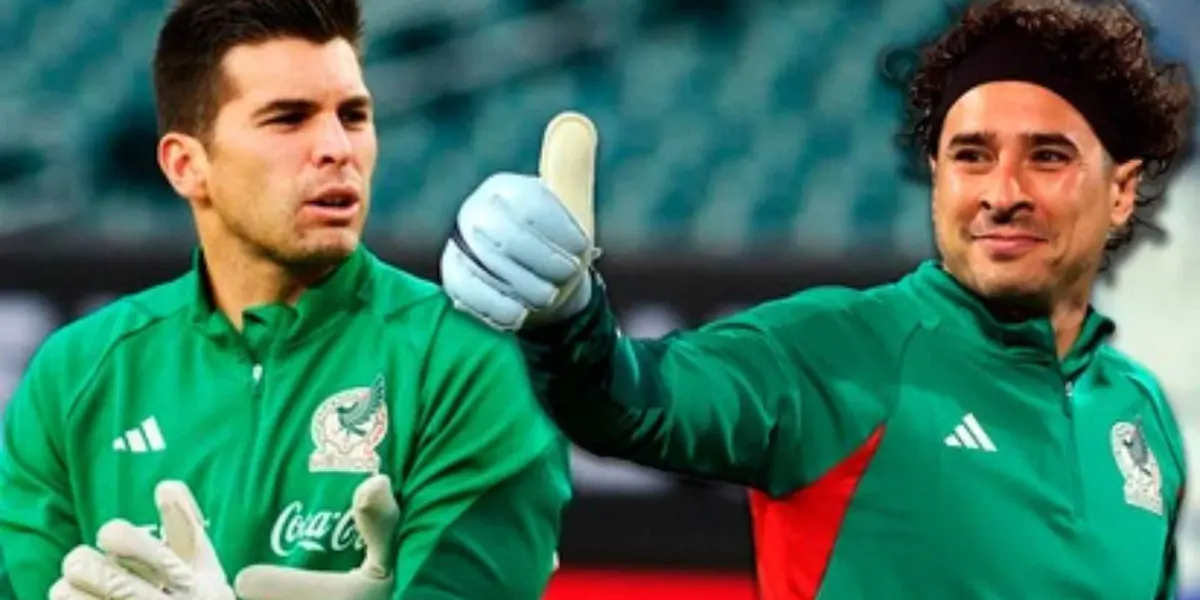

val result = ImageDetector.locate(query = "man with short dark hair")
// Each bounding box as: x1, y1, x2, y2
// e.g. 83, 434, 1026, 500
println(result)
0, 1, 570, 599
441, 0, 1194, 597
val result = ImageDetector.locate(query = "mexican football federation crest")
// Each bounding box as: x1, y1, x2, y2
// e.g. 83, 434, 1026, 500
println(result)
1110, 419, 1163, 516
309, 375, 389, 474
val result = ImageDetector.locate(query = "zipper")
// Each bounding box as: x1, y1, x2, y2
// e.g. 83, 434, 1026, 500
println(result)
252, 363, 264, 398
244, 360, 265, 495
1062, 377, 1085, 519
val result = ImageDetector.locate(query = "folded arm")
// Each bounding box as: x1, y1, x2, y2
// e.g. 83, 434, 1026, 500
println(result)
0, 542, 14, 600
392, 311, 571, 599
0, 337, 82, 599
394, 444, 568, 600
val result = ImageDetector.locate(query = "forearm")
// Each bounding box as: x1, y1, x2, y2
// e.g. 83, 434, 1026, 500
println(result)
518, 277, 638, 453
393, 443, 570, 599
0, 479, 78, 600
518, 276, 789, 486
0, 395, 79, 600
0, 543, 13, 600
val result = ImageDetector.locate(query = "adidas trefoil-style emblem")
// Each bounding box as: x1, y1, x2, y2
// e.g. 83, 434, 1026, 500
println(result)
943, 413, 997, 452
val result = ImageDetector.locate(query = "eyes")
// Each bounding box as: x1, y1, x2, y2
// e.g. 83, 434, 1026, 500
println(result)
950, 147, 1073, 168
263, 107, 371, 129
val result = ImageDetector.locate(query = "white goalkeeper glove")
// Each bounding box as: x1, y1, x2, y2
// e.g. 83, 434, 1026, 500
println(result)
233, 474, 399, 600
50, 481, 235, 600
441, 111, 600, 331
50, 475, 400, 600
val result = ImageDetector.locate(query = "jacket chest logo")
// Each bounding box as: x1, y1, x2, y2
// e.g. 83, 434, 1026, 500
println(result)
309, 374, 389, 474
1110, 420, 1163, 516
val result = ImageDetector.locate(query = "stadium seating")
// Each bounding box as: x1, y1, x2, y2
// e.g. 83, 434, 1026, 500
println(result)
0, 0, 1196, 258
0, 0, 953, 255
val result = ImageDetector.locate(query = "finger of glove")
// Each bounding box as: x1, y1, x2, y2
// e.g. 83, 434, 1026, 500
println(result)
156, 480, 225, 579
446, 225, 525, 303
539, 112, 598, 239
352, 475, 400, 578
441, 243, 528, 330
50, 578, 119, 600
475, 173, 591, 256
235, 566, 390, 600
49, 579, 105, 600
61, 546, 169, 600
96, 520, 187, 590
467, 194, 584, 288
454, 224, 561, 310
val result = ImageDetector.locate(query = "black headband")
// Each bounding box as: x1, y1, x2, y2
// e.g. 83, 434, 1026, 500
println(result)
927, 32, 1133, 162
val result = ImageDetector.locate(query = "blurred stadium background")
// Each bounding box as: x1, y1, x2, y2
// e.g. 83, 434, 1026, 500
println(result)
0, 0, 1197, 597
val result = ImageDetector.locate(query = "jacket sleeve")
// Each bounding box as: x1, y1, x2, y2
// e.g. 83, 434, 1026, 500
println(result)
0, 542, 14, 600
518, 276, 905, 497
0, 337, 82, 600
1156, 486, 1185, 600
1143, 379, 1189, 600
391, 310, 571, 599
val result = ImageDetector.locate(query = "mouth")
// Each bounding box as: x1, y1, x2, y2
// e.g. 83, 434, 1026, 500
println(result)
307, 185, 360, 207
310, 195, 356, 208
975, 233, 1045, 242
303, 185, 362, 222
971, 231, 1047, 258
972, 225, 1048, 241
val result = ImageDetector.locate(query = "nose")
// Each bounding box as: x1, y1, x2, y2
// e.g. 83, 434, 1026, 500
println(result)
979, 158, 1032, 215
312, 114, 353, 167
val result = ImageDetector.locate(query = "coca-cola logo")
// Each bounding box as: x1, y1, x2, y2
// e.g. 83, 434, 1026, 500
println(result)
270, 501, 364, 557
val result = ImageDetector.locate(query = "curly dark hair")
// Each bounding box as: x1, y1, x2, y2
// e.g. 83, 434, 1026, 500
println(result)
883, 0, 1195, 255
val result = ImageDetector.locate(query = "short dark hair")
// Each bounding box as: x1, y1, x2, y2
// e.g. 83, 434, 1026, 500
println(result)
888, 0, 1195, 254
152, 0, 364, 140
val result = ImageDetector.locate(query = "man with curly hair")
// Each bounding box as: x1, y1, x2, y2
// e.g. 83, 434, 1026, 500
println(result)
437, 0, 1196, 597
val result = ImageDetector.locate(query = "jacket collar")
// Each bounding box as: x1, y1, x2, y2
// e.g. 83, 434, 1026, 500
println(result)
188, 245, 375, 357
903, 260, 1114, 378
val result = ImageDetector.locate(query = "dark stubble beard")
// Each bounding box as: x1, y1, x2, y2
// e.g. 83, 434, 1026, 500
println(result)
225, 213, 353, 282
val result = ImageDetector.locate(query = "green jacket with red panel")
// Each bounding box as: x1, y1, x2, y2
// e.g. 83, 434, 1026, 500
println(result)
517, 260, 1187, 599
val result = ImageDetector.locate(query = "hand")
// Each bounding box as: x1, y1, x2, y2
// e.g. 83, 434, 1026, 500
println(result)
441, 111, 601, 331
233, 474, 400, 600
50, 481, 235, 600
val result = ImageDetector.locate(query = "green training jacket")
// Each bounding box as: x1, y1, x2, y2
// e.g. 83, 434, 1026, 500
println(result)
518, 260, 1186, 599
0, 247, 570, 600
0, 543, 11, 600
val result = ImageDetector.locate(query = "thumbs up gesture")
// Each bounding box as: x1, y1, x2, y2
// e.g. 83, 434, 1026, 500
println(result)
441, 111, 601, 331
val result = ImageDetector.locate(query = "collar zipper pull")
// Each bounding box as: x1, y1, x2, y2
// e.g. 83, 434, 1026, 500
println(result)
252, 363, 264, 397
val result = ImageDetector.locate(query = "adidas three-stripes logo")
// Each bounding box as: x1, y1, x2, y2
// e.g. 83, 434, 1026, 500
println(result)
113, 417, 167, 453
944, 413, 997, 452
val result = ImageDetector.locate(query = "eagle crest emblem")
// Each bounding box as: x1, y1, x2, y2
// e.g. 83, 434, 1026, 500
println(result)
309, 375, 389, 474
1110, 419, 1163, 516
